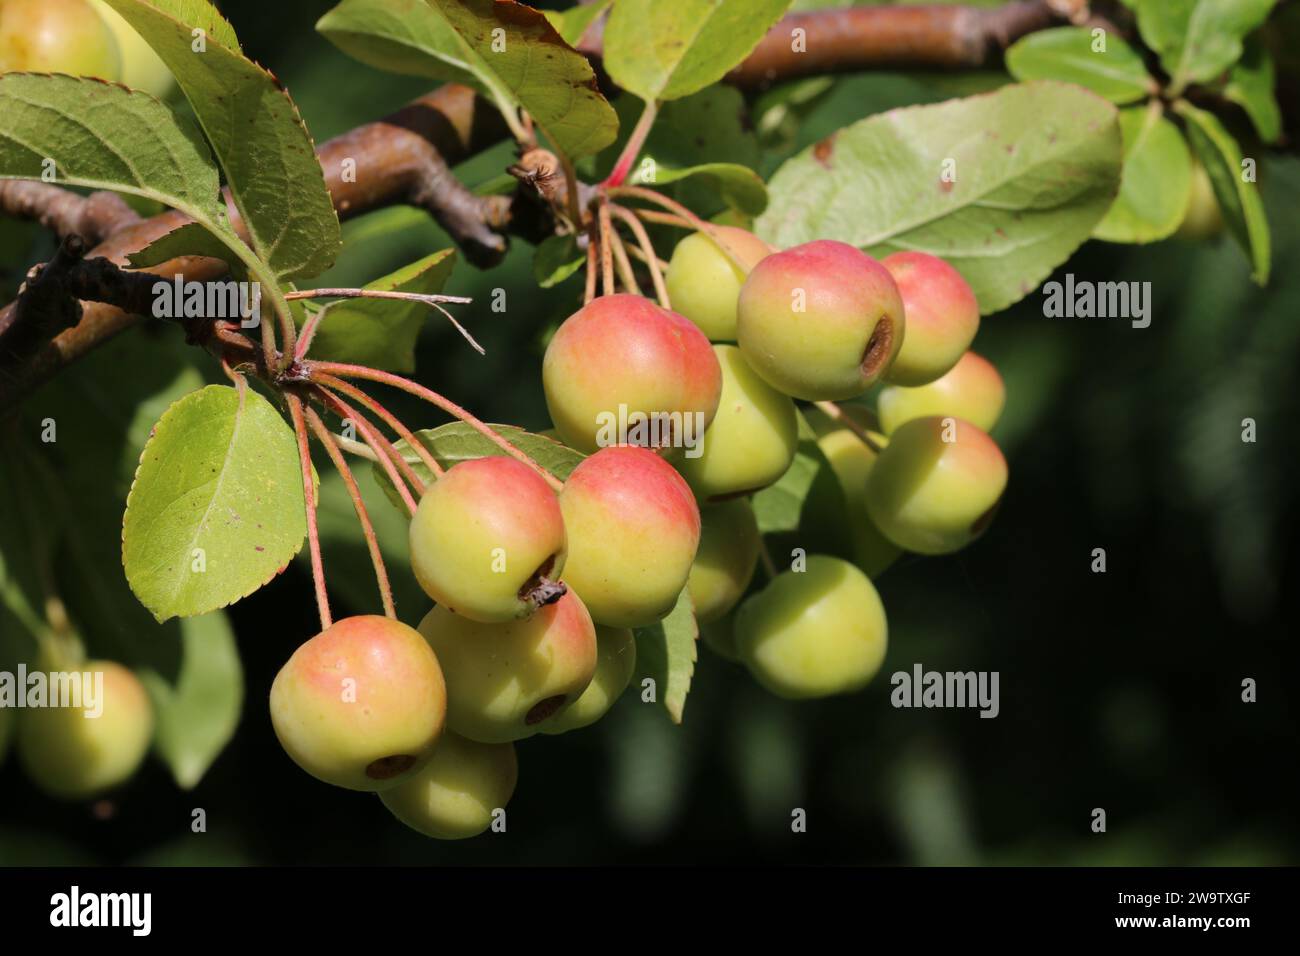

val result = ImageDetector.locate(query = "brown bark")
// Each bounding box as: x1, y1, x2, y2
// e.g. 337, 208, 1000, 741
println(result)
0, 2, 1089, 408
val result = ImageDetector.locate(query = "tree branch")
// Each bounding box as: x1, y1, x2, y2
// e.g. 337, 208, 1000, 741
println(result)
0, 85, 507, 408
0, 182, 141, 244
579, 0, 1088, 86
0, 3, 1087, 408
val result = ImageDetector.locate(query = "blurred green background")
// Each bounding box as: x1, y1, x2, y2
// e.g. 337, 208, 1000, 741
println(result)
1, 0, 1297, 865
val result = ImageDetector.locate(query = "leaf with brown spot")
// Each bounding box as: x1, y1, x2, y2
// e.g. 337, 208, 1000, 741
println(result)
757, 82, 1123, 314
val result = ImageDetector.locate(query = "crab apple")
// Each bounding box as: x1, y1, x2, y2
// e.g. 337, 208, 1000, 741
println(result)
866, 416, 1008, 555
665, 227, 775, 341
736, 556, 888, 699
677, 345, 798, 500
418, 591, 598, 743
880, 251, 980, 386
0, 0, 120, 77
409, 456, 566, 622
809, 411, 901, 578
270, 616, 446, 792
17, 660, 152, 799
878, 351, 1005, 436
89, 0, 173, 97
1175, 160, 1224, 241
559, 445, 701, 628
688, 498, 760, 622
543, 293, 722, 454
379, 732, 517, 840
736, 240, 904, 400
541, 624, 637, 734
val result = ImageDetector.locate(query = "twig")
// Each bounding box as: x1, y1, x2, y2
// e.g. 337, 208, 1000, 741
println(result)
285, 287, 483, 356
0, 85, 510, 406
307, 361, 566, 493
285, 288, 472, 305
286, 391, 332, 631
610, 204, 669, 308
0, 5, 1088, 406
332, 432, 379, 460
0, 181, 141, 243
304, 405, 396, 619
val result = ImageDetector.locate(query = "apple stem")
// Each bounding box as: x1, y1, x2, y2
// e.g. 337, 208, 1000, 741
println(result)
606, 220, 642, 296
311, 385, 422, 514
610, 185, 754, 273
286, 392, 332, 631
597, 200, 616, 296
814, 400, 884, 454
287, 288, 482, 358
630, 207, 694, 230
307, 362, 566, 494
304, 405, 396, 619
583, 223, 599, 306
610, 204, 670, 308
601, 99, 659, 190
314, 371, 445, 479
330, 432, 379, 461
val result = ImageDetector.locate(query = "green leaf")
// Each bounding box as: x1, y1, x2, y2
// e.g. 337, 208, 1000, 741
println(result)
1135, 0, 1279, 95
317, 0, 484, 90
127, 222, 249, 271
426, 0, 617, 160
372, 422, 583, 513
1005, 27, 1154, 104
138, 610, 243, 789
543, 0, 612, 46
1094, 106, 1192, 244
604, 0, 793, 102
1174, 100, 1270, 283
533, 234, 586, 289
1223, 36, 1282, 144
632, 588, 698, 724
588, 86, 762, 215
629, 161, 768, 216
757, 81, 1123, 314
303, 249, 457, 372
123, 383, 307, 622
322, 0, 616, 160
9, 333, 245, 789
0, 74, 228, 233
651, 86, 760, 170
752, 413, 833, 534
105, 0, 341, 283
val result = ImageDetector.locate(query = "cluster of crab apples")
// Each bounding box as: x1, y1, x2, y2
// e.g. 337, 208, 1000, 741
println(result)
268, 229, 1008, 840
